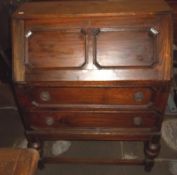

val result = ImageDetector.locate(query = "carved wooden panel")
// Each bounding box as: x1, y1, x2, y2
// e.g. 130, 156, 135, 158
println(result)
96, 28, 156, 68
25, 29, 86, 69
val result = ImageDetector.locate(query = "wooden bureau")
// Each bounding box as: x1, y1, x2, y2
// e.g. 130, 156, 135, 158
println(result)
12, 0, 172, 171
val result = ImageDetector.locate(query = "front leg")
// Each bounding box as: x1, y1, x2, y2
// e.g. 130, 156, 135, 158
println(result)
144, 135, 161, 172
28, 139, 45, 169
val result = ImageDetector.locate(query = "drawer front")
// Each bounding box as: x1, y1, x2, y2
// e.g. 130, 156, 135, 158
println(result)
25, 111, 160, 129
16, 87, 154, 108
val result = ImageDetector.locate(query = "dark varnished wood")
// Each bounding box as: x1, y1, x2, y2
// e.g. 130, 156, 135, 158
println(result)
43, 156, 145, 166
13, 1, 170, 19
27, 29, 86, 69
14, 84, 170, 113
12, 14, 172, 82
25, 111, 160, 129
19, 87, 153, 105
26, 128, 160, 141
166, 0, 177, 43
12, 0, 172, 172
96, 29, 155, 67
144, 135, 161, 171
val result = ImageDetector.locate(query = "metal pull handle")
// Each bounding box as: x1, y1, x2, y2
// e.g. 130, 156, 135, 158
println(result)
31, 101, 39, 107
45, 117, 54, 126
133, 117, 143, 127
134, 91, 144, 102
40, 91, 51, 102
45, 117, 68, 126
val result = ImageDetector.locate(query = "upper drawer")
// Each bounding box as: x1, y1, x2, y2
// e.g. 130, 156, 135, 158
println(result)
12, 15, 172, 82
15, 84, 170, 112
15, 86, 155, 110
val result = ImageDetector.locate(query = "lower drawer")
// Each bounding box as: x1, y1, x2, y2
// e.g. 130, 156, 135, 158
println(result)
24, 111, 160, 129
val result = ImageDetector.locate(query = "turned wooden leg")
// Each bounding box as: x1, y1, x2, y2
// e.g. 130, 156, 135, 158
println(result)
28, 140, 45, 169
144, 136, 161, 172
144, 158, 154, 172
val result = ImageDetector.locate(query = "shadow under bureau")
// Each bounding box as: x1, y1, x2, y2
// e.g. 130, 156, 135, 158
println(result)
12, 0, 172, 171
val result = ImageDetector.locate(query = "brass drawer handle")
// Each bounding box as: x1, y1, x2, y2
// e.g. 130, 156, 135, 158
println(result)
45, 117, 54, 126
133, 117, 143, 127
134, 91, 144, 102
40, 91, 51, 102
45, 117, 68, 126
31, 101, 39, 107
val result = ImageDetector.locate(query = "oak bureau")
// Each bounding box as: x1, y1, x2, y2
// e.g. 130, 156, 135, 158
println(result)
12, 0, 172, 171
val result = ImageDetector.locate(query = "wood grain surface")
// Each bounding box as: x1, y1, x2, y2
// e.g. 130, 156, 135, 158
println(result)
13, 0, 170, 19
0, 149, 39, 175
12, 0, 172, 171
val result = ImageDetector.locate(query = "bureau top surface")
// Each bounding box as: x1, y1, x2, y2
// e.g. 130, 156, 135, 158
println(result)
13, 0, 170, 19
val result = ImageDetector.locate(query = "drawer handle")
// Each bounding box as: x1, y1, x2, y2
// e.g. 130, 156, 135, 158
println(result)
45, 117, 54, 126
133, 117, 143, 127
40, 91, 51, 102
31, 101, 39, 107
134, 91, 144, 102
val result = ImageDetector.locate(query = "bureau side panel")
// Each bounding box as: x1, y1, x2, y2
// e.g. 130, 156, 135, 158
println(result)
12, 19, 25, 82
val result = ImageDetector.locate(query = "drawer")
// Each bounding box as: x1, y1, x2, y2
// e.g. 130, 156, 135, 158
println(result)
25, 111, 160, 129
16, 87, 155, 108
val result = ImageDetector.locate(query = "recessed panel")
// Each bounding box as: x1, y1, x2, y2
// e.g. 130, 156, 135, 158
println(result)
96, 30, 155, 67
26, 29, 86, 69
